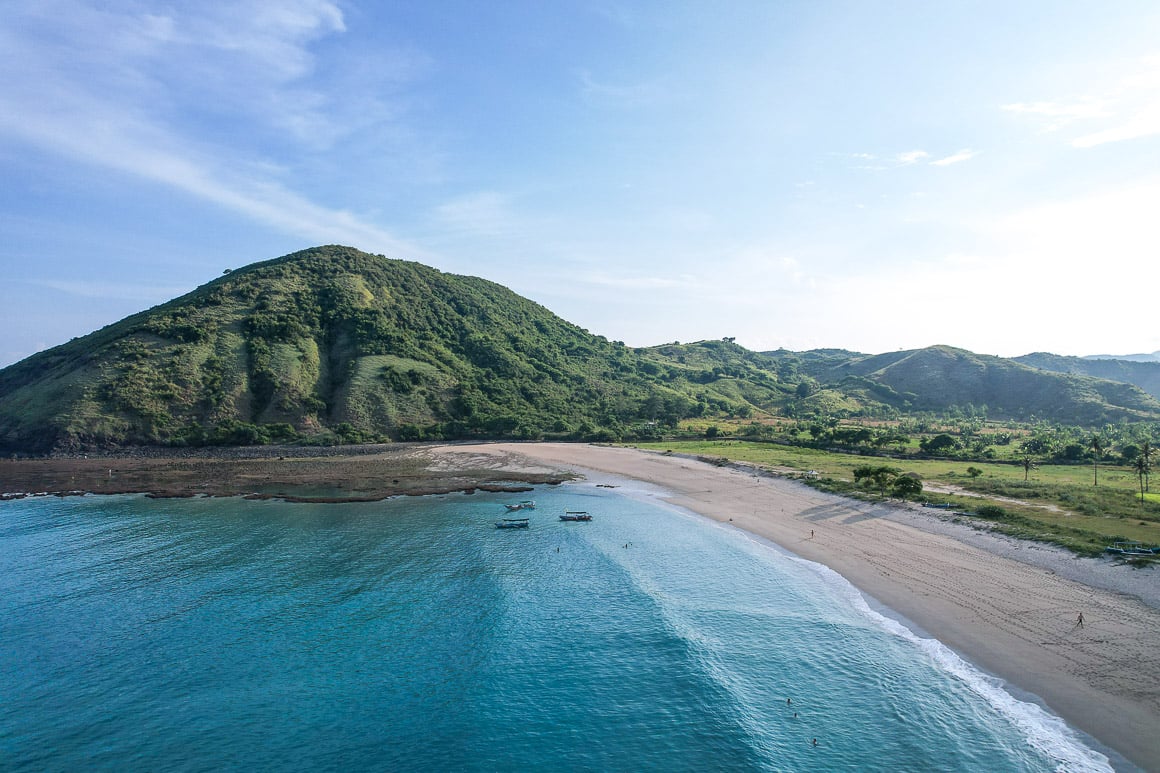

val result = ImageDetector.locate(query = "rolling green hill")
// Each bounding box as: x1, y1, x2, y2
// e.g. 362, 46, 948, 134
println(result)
2, 245, 1158, 453
0, 246, 786, 452
763, 345, 1160, 423
1016, 352, 1160, 400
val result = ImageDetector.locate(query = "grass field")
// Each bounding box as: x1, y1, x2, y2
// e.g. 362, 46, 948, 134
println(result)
629, 440, 1160, 558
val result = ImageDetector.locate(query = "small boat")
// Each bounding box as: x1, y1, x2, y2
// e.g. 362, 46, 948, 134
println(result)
496, 518, 530, 529
504, 500, 536, 512
559, 511, 592, 521
1104, 541, 1159, 555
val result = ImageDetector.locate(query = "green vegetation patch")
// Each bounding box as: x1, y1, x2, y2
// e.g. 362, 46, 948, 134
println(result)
635, 439, 1160, 558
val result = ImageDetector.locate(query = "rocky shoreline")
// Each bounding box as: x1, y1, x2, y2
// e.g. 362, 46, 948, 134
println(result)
0, 443, 567, 503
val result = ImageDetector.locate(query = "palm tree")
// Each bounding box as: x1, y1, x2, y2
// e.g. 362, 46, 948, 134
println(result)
1142, 440, 1155, 493
1134, 455, 1149, 503
1089, 435, 1104, 486
1021, 456, 1037, 482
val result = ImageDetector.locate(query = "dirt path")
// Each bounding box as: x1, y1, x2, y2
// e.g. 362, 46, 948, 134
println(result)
923, 480, 1069, 513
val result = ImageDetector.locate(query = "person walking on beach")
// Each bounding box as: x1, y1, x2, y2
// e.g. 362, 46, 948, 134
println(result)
1076, 612, 1084, 629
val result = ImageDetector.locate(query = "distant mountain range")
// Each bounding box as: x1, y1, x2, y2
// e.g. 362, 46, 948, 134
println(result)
1083, 351, 1160, 363
762, 346, 1160, 424
1, 246, 1157, 452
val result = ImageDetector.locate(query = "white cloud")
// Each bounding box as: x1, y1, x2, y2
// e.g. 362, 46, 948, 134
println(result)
1005, 53, 1160, 147
845, 150, 940, 171
0, 94, 417, 255
0, 1, 423, 255
32, 280, 192, 302
433, 192, 522, 238
930, 148, 977, 166
579, 272, 695, 290
1071, 106, 1160, 147
896, 150, 929, 165
1002, 99, 1110, 130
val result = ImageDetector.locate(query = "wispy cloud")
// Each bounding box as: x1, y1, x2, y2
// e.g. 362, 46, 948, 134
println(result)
579, 271, 696, 290
844, 147, 951, 169
433, 192, 522, 238
1004, 53, 1160, 148
1002, 99, 1110, 130
1071, 107, 1160, 148
577, 69, 674, 107
895, 150, 929, 165
0, 0, 423, 254
930, 148, 977, 166
31, 280, 192, 302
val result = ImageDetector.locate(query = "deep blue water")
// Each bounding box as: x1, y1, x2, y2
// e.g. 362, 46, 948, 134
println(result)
0, 483, 1111, 771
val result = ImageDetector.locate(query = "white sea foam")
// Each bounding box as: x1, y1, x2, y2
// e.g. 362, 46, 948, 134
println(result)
784, 550, 1114, 773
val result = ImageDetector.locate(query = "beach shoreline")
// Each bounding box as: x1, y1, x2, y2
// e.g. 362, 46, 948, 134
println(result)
4, 440, 1157, 769
430, 442, 1159, 772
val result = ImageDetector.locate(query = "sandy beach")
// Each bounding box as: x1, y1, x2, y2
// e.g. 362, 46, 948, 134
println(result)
430, 442, 1160, 771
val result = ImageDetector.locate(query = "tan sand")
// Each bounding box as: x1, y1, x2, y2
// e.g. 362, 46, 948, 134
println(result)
432, 442, 1160, 771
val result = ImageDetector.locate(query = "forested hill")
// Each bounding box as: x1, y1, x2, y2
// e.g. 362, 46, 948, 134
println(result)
761, 345, 1160, 425
1016, 352, 1160, 400
0, 246, 786, 452
1, 245, 1158, 453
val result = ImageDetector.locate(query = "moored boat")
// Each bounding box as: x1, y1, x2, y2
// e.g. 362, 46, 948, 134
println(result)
496, 517, 530, 529
504, 500, 536, 512
559, 511, 592, 521
1104, 541, 1159, 555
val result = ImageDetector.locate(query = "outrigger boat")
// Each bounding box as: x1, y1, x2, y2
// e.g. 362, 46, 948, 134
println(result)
496, 517, 530, 529
504, 500, 536, 512
559, 511, 592, 521
1104, 541, 1160, 555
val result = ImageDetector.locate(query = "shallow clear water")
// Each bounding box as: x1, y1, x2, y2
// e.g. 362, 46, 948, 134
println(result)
0, 483, 1110, 771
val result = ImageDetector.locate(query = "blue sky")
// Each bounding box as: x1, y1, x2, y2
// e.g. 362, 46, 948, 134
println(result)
3, 1, 1159, 368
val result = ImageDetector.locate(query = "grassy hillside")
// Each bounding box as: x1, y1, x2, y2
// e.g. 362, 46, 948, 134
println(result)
1017, 352, 1160, 400
2, 246, 1158, 453
764, 345, 1160, 423
0, 247, 786, 452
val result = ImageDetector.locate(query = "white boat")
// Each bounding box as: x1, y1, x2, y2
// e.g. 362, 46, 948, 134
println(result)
504, 500, 536, 512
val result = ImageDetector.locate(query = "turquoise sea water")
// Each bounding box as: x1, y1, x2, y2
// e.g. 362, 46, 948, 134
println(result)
1, 482, 1112, 771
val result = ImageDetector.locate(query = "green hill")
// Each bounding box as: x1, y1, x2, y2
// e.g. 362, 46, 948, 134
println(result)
1016, 352, 1160, 400
0, 246, 785, 452
763, 345, 1160, 423
2, 246, 1157, 453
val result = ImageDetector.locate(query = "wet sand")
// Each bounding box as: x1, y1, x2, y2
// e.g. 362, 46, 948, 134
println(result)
431, 443, 1160, 771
